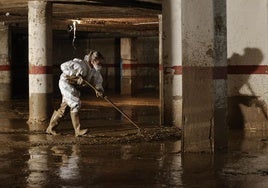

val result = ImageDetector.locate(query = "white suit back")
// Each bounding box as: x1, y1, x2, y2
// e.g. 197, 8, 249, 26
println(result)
58, 58, 103, 112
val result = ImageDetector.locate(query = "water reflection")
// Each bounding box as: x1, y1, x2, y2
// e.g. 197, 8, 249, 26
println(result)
27, 134, 49, 187
116, 141, 183, 187
0, 102, 267, 188
156, 141, 182, 187
182, 152, 228, 188
120, 145, 133, 160
220, 130, 268, 187
51, 145, 81, 180
23, 130, 268, 187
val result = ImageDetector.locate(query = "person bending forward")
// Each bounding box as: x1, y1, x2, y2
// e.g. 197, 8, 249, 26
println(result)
46, 50, 104, 136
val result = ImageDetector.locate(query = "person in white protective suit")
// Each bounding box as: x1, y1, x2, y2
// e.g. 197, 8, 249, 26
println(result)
46, 50, 104, 136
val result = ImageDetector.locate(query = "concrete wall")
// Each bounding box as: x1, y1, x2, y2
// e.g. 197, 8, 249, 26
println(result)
137, 37, 159, 90
227, 0, 268, 130
181, 0, 226, 152
89, 38, 117, 90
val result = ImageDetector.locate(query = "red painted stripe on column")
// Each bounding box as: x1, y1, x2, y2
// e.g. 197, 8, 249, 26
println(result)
159, 64, 163, 71
228, 65, 268, 74
0, 65, 10, 71
29, 65, 53, 74
158, 65, 183, 75
214, 67, 227, 79
174, 66, 227, 79
121, 63, 159, 69
164, 66, 182, 75
121, 64, 131, 69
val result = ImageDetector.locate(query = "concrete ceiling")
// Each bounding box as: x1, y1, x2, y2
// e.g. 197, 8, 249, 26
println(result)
0, 0, 162, 36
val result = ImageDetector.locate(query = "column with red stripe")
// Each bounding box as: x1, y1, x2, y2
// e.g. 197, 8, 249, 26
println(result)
0, 23, 11, 101
28, 0, 53, 130
120, 38, 138, 96
162, 0, 183, 128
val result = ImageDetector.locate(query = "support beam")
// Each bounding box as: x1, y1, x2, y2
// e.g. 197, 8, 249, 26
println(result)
51, 0, 162, 10
0, 22, 11, 100
159, 15, 164, 125
120, 38, 138, 96
28, 0, 53, 130
162, 0, 183, 128
182, 0, 228, 153
213, 0, 228, 151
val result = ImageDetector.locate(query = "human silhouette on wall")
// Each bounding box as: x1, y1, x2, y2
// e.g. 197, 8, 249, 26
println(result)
228, 48, 267, 129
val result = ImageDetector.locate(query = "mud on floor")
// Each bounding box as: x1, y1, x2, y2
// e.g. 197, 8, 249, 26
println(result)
45, 126, 181, 145
0, 126, 181, 147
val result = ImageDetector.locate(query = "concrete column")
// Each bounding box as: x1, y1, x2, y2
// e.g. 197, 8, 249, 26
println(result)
159, 15, 164, 125
0, 23, 11, 100
182, 0, 228, 152
213, 0, 228, 151
120, 38, 138, 96
28, 0, 53, 130
162, 0, 183, 127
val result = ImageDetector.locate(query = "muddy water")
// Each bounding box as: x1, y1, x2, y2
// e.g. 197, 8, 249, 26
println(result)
182, 130, 268, 188
0, 99, 267, 187
0, 131, 267, 187
0, 137, 182, 187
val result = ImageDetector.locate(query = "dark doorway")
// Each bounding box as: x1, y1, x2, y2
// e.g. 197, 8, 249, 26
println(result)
11, 27, 28, 99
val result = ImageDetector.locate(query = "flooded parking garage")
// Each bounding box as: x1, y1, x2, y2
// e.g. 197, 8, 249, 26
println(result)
1, 0, 268, 187
0, 96, 267, 187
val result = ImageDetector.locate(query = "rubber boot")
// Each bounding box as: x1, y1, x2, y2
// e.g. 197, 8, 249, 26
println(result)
46, 111, 61, 135
70, 112, 88, 137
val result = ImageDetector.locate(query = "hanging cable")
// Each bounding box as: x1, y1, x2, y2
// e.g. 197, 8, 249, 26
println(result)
72, 20, 77, 50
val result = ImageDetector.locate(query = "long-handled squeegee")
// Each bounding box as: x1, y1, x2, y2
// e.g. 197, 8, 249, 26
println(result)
83, 80, 142, 132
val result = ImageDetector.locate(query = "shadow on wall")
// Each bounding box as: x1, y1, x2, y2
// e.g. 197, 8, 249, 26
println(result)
228, 48, 267, 129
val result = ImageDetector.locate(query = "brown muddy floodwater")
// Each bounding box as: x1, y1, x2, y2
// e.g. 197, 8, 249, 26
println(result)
0, 99, 267, 187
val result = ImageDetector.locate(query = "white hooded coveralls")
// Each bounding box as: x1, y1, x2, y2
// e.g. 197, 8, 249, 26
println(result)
59, 58, 103, 112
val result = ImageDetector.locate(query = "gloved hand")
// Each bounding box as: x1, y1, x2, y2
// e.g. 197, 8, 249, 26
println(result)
95, 89, 104, 98
76, 76, 84, 85
66, 75, 85, 86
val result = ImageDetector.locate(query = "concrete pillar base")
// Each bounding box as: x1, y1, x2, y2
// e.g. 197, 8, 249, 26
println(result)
28, 93, 53, 131
0, 83, 11, 101
27, 119, 49, 132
